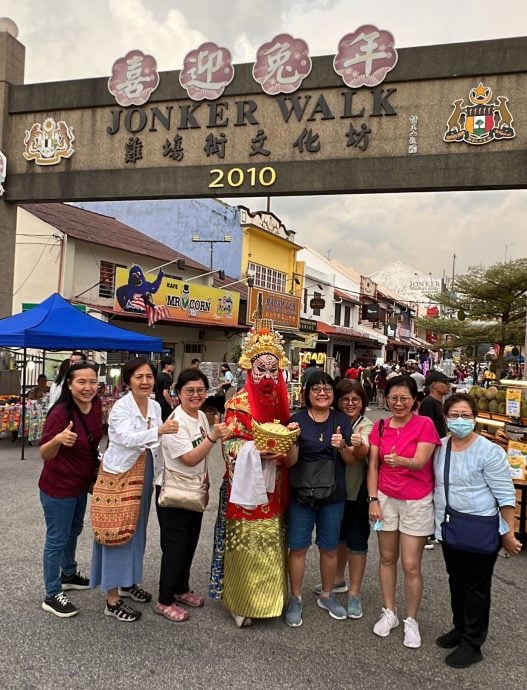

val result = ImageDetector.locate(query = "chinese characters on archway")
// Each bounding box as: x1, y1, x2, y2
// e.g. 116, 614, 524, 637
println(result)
108, 26, 396, 165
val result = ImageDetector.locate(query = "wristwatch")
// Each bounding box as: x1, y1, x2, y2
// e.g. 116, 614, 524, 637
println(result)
367, 496, 379, 503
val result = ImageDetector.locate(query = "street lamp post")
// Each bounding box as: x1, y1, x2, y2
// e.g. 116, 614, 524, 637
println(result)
192, 234, 232, 269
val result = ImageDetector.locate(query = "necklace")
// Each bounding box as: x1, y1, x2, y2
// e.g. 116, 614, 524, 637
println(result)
309, 409, 329, 442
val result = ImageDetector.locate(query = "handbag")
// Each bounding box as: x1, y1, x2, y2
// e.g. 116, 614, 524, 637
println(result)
440, 438, 500, 555
290, 413, 338, 508
91, 451, 146, 546
158, 466, 209, 512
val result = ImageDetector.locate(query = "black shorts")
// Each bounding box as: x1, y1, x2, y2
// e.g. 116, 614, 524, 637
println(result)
339, 481, 370, 554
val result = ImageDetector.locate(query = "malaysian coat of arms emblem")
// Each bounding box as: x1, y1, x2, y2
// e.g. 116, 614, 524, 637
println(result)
444, 82, 515, 146
23, 117, 75, 165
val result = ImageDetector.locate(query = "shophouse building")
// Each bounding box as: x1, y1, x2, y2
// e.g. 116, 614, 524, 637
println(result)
13, 203, 247, 379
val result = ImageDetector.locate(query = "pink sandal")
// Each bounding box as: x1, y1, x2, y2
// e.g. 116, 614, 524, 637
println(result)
154, 602, 189, 622
174, 591, 205, 608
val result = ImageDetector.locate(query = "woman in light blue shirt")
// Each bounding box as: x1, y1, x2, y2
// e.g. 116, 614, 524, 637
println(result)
433, 393, 521, 669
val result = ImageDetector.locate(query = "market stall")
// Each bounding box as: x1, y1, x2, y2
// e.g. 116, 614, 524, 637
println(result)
469, 380, 527, 541
0, 293, 163, 458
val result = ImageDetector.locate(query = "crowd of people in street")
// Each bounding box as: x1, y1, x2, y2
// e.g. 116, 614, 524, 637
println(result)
36, 332, 522, 671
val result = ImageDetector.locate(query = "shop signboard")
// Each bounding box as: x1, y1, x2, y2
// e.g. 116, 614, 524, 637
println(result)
113, 265, 240, 326
362, 303, 380, 321
247, 287, 300, 330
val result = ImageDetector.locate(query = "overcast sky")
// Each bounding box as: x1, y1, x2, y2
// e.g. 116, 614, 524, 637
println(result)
3, 0, 527, 277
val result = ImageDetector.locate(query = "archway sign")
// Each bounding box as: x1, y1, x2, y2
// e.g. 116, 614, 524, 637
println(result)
0, 27, 526, 314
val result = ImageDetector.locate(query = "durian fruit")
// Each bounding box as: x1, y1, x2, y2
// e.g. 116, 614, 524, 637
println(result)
486, 386, 498, 401
496, 390, 506, 403
488, 400, 498, 413
469, 386, 480, 399
498, 402, 506, 415
478, 398, 489, 412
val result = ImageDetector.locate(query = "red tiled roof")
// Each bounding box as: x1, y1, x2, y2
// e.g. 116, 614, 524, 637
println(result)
20, 202, 208, 272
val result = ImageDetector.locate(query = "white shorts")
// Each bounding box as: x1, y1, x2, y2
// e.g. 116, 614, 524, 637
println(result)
378, 490, 434, 536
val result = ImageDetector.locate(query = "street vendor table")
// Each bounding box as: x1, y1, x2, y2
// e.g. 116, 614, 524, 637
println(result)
513, 480, 527, 543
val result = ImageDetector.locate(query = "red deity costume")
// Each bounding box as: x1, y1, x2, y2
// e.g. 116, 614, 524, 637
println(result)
209, 324, 291, 624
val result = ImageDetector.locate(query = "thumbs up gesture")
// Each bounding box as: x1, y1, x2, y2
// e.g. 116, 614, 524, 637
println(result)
384, 446, 398, 468
59, 420, 78, 447
351, 424, 364, 447
331, 424, 344, 449
211, 414, 228, 442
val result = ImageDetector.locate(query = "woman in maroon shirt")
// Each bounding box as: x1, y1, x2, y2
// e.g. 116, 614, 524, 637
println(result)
39, 362, 103, 618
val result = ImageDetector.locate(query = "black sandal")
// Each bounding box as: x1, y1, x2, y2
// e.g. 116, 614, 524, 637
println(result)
118, 585, 152, 603
104, 599, 141, 622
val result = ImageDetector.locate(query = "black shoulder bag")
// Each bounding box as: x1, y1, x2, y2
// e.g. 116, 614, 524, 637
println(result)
290, 413, 338, 508
440, 437, 500, 555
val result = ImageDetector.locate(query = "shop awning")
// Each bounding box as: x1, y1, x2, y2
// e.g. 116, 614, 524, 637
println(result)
334, 289, 361, 306
90, 305, 248, 331
356, 323, 387, 345
317, 322, 381, 347
280, 331, 304, 342
387, 337, 407, 347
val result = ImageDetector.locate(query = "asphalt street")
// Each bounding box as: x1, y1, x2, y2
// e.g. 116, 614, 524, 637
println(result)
1, 407, 526, 690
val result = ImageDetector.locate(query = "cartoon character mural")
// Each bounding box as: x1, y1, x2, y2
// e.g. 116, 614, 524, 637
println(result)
116, 265, 164, 313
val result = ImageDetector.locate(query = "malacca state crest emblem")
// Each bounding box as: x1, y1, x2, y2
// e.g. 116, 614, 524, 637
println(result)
444, 82, 515, 146
23, 117, 75, 166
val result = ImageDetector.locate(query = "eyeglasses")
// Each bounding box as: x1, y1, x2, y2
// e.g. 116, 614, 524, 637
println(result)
311, 385, 333, 394
341, 397, 362, 405
387, 396, 412, 404
181, 387, 207, 396
446, 413, 474, 420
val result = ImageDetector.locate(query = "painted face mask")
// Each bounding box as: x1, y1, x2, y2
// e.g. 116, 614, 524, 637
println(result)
251, 353, 280, 388
447, 418, 475, 438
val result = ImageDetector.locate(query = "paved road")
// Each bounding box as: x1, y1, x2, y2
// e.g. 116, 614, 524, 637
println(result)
0, 410, 525, 690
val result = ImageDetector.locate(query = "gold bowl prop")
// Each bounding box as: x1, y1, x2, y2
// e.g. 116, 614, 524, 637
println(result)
252, 419, 300, 453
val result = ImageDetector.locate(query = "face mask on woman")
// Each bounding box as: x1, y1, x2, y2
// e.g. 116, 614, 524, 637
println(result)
447, 418, 475, 438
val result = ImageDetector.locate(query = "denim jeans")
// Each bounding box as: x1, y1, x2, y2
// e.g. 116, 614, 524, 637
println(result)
40, 490, 87, 597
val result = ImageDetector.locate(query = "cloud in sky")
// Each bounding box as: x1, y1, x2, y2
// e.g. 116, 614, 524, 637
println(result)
2, 0, 526, 277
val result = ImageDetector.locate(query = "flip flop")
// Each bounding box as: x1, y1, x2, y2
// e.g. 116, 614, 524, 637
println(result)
154, 602, 189, 622
174, 591, 205, 608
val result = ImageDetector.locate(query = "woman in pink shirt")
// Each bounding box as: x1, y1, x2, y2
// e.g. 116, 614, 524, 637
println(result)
367, 375, 440, 649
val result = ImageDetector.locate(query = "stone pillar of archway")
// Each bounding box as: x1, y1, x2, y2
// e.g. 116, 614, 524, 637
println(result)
0, 21, 25, 317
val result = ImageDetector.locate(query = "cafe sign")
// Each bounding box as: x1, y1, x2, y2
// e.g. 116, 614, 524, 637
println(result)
113, 265, 240, 327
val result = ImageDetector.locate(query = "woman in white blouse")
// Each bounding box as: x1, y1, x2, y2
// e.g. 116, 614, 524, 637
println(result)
154, 368, 227, 622
90, 357, 179, 622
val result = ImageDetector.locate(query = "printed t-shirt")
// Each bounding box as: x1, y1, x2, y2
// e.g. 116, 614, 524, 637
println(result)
369, 414, 440, 500
155, 406, 210, 484
39, 400, 103, 498
290, 408, 352, 502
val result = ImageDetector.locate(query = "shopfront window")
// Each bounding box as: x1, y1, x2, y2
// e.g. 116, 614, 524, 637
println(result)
247, 261, 286, 293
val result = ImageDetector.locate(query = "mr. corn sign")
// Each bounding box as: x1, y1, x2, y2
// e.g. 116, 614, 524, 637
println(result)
2, 30, 527, 203
113, 265, 240, 328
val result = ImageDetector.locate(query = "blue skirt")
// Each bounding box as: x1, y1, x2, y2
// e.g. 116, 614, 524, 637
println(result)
90, 452, 153, 592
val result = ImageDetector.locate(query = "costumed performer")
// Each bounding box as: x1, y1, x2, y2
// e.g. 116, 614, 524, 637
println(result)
209, 320, 291, 628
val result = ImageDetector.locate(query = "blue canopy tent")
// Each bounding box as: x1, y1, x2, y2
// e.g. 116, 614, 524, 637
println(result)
0, 293, 162, 458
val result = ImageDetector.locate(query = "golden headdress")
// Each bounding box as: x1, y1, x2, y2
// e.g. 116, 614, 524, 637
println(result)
239, 318, 290, 370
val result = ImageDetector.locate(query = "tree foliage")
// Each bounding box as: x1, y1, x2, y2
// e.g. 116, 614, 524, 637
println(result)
416, 259, 527, 371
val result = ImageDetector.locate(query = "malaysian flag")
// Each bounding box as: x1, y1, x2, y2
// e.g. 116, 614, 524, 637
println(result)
145, 303, 170, 327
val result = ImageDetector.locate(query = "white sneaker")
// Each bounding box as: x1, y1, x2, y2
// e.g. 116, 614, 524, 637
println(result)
373, 607, 399, 637
403, 617, 421, 648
